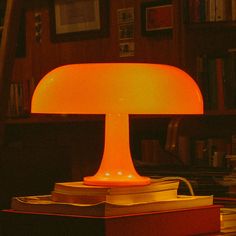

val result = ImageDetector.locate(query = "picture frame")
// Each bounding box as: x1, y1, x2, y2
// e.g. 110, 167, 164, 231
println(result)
119, 24, 134, 40
49, 0, 109, 42
119, 42, 135, 57
141, 0, 173, 36
117, 7, 134, 24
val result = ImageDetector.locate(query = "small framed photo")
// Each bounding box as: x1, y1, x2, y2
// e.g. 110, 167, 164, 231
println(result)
119, 24, 134, 40
117, 7, 134, 24
119, 42, 135, 57
141, 0, 173, 36
50, 0, 109, 42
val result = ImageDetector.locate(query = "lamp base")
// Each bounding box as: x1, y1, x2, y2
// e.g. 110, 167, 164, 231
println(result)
83, 175, 150, 187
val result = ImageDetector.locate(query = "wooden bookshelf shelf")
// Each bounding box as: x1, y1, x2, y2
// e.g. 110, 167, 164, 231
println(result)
5, 114, 105, 124
205, 110, 236, 116
5, 114, 181, 125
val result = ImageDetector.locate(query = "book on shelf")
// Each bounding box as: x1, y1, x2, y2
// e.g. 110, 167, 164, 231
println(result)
186, 0, 235, 23
164, 117, 181, 154
141, 139, 161, 164
196, 51, 236, 110
7, 80, 31, 118
208, 57, 218, 110
215, 0, 231, 22
215, 57, 225, 110
225, 49, 236, 109
207, 137, 227, 167
207, 0, 217, 22
189, 0, 200, 23
196, 55, 209, 108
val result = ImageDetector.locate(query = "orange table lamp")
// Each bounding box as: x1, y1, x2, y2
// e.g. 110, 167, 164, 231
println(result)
31, 63, 203, 186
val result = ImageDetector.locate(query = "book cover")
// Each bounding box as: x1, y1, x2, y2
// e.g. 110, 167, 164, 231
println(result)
1, 204, 221, 236
196, 54, 211, 109
215, 0, 226, 21
188, 0, 200, 23
207, 0, 216, 22
225, 49, 236, 109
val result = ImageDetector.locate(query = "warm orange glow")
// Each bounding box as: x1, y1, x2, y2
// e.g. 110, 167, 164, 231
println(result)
31, 63, 203, 186
31, 63, 203, 114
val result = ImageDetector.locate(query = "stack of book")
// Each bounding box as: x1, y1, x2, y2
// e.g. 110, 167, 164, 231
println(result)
220, 208, 236, 233
10, 178, 221, 235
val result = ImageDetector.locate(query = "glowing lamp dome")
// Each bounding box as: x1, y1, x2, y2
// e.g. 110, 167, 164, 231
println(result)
31, 63, 203, 115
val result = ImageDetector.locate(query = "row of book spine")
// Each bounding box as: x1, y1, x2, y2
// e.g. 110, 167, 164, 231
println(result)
7, 80, 32, 118
141, 134, 236, 169
196, 49, 236, 110
193, 137, 231, 168
186, 0, 236, 23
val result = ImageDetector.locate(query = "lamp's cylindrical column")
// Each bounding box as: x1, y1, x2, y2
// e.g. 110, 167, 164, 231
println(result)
84, 113, 150, 186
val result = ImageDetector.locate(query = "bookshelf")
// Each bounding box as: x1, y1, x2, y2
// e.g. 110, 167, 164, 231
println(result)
134, 0, 236, 196
0, 0, 26, 208
181, 0, 236, 115
0, 0, 24, 144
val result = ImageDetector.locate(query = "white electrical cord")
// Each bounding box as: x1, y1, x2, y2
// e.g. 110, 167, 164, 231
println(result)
155, 176, 195, 196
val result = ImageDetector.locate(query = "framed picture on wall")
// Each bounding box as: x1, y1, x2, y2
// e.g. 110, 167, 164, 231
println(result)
141, 0, 173, 36
50, 0, 109, 42
117, 7, 134, 24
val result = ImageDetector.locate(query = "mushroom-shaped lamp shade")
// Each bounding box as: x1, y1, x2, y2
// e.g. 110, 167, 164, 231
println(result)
31, 63, 203, 186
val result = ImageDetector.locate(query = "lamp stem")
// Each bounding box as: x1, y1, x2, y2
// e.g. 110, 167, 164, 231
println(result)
83, 113, 150, 186
101, 113, 135, 173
